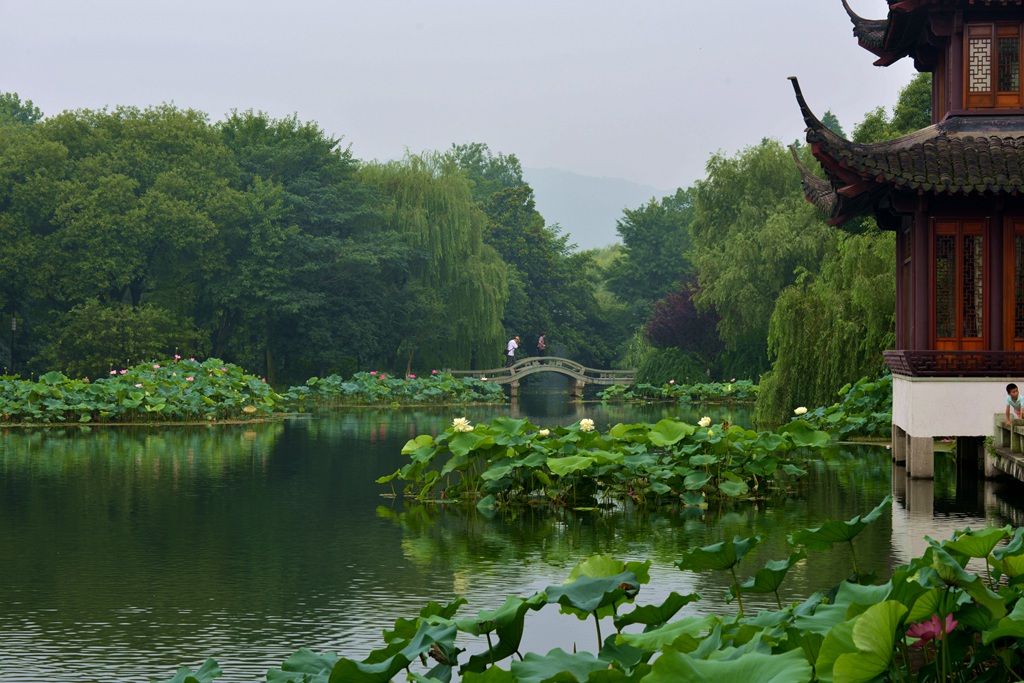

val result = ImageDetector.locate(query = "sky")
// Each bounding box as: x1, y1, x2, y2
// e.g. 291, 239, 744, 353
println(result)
1, 0, 916, 192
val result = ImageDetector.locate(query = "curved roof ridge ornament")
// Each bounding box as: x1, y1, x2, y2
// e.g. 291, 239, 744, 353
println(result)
789, 145, 838, 218
840, 0, 889, 55
787, 76, 850, 150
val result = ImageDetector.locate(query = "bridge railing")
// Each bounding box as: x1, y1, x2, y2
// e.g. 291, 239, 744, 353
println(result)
446, 357, 635, 385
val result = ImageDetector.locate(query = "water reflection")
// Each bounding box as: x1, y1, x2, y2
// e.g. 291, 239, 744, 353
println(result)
0, 396, 1021, 682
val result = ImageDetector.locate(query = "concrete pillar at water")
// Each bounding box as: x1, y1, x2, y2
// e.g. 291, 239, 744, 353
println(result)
983, 446, 1000, 479
907, 436, 934, 479
892, 424, 907, 464
892, 462, 907, 501
905, 477, 935, 515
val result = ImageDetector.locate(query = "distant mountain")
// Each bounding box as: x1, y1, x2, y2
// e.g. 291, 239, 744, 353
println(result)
523, 168, 674, 251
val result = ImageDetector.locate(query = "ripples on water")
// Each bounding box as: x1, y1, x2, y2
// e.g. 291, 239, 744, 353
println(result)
1, 385, 1022, 682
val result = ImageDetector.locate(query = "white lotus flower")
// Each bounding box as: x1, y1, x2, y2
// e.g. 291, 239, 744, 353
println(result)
452, 417, 474, 432
698, 416, 712, 428
538, 429, 550, 437
794, 406, 808, 416
579, 418, 595, 432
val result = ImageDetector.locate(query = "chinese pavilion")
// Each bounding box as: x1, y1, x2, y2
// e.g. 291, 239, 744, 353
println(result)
792, 0, 1024, 477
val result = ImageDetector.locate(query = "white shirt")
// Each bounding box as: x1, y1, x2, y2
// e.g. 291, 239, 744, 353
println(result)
506, 339, 518, 356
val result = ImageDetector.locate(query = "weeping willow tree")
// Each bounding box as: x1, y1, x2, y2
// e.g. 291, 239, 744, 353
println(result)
754, 229, 895, 426
359, 152, 508, 371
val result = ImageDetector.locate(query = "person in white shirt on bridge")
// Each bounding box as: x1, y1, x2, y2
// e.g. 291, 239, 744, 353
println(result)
505, 336, 520, 367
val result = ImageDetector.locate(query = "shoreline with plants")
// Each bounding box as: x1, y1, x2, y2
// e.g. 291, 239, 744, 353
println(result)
0, 358, 506, 426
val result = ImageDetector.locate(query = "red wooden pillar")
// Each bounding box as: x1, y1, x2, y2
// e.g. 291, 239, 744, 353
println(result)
913, 204, 930, 350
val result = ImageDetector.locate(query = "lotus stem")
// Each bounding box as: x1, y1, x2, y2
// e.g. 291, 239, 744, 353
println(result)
773, 590, 782, 610
848, 540, 860, 578
730, 567, 745, 617
486, 632, 495, 666
593, 611, 603, 649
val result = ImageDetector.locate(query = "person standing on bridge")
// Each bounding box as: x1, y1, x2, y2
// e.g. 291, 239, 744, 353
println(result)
537, 333, 546, 357
505, 336, 520, 367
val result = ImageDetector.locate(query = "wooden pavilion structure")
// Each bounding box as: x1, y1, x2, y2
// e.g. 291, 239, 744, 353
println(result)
793, 0, 1024, 477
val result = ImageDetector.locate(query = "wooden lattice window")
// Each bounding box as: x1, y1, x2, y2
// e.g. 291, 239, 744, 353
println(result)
933, 220, 985, 350
966, 22, 1023, 109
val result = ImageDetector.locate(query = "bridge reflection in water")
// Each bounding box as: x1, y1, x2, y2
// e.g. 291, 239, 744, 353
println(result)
447, 356, 636, 398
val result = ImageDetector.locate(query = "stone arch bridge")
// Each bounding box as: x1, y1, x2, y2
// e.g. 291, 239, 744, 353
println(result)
448, 356, 636, 398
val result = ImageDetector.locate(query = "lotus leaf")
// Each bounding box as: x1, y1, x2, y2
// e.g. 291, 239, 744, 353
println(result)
732, 551, 807, 601
718, 480, 748, 497
568, 555, 651, 585
815, 600, 905, 683
616, 614, 719, 652
402, 434, 435, 454
447, 432, 495, 457
461, 668, 515, 682
942, 525, 1011, 559
545, 571, 640, 616
925, 538, 1006, 618
681, 491, 705, 507
788, 495, 891, 549
614, 591, 701, 630
609, 422, 649, 440
982, 595, 1024, 644
267, 648, 338, 683
683, 472, 712, 490
509, 649, 611, 683
777, 420, 831, 448
159, 658, 223, 683
677, 535, 760, 572
480, 464, 514, 482
648, 419, 695, 446
993, 527, 1024, 580
547, 455, 596, 477
458, 593, 547, 672
328, 622, 457, 683
643, 645, 812, 683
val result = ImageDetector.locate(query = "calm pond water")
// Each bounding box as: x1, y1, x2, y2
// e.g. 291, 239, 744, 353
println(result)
1, 385, 1022, 682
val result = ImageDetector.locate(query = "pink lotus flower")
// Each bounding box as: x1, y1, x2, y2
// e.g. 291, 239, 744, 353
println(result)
431, 369, 438, 375
261, 378, 266, 382
153, 364, 160, 369
907, 614, 957, 647
730, 378, 736, 383
109, 370, 117, 375
408, 374, 416, 379
189, 357, 195, 361
220, 367, 226, 372
135, 383, 143, 388
186, 377, 194, 381
669, 380, 675, 385
119, 370, 127, 375
370, 371, 377, 375
174, 354, 181, 360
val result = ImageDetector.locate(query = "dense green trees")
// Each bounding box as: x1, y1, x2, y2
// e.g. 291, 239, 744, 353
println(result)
689, 141, 836, 380
605, 75, 927, 421
0, 71, 923, 401
359, 152, 508, 372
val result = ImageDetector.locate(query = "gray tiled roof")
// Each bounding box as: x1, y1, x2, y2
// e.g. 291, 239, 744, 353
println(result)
790, 77, 1024, 224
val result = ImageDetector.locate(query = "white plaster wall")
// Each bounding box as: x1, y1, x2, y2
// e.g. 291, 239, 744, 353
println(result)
892, 376, 1012, 437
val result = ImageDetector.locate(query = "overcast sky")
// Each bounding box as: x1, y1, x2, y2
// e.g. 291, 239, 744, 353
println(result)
1, 0, 916, 191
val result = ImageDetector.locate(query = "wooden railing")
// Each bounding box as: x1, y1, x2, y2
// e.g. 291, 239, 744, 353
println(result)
884, 350, 1024, 377
447, 356, 636, 386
